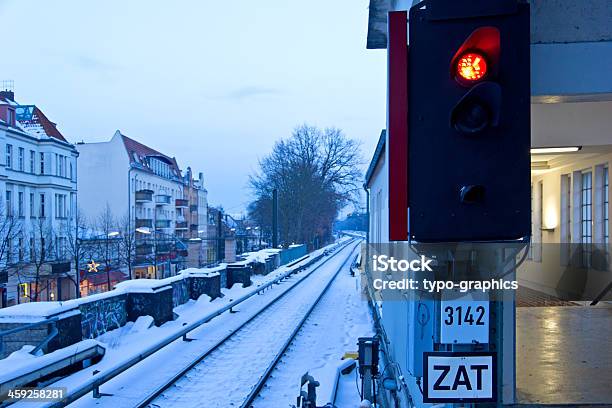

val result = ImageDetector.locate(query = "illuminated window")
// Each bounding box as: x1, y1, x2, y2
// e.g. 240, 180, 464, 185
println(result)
18, 283, 29, 298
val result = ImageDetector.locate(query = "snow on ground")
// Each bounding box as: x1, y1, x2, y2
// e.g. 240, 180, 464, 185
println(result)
8, 240, 351, 408
254, 246, 374, 408
0, 340, 104, 385
145, 242, 361, 408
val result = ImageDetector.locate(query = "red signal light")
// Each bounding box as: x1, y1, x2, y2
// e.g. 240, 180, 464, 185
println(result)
456, 52, 488, 82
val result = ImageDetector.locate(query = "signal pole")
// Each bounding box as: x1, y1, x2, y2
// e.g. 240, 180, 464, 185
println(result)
382, 1, 530, 405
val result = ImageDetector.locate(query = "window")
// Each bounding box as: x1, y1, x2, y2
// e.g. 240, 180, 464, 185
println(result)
58, 155, 65, 177
55, 153, 58, 175
18, 237, 23, 262
18, 148, 24, 171
7, 109, 14, 126
39, 193, 45, 217
6, 144, 12, 169
69, 162, 73, 180
29, 193, 34, 218
561, 175, 571, 242
18, 192, 23, 217
604, 167, 609, 246
29, 238, 34, 260
55, 194, 66, 218
29, 150, 35, 173
40, 153, 45, 174
581, 171, 593, 267
58, 237, 66, 259
5, 190, 12, 216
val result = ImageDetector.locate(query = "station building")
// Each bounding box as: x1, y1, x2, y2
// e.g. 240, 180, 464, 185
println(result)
364, 0, 612, 406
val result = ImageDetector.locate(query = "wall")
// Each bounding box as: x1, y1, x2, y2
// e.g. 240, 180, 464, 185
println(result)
76, 133, 129, 221
80, 294, 127, 339
279, 245, 307, 265
531, 0, 612, 44
533, 101, 612, 147
520, 150, 612, 299
367, 144, 389, 244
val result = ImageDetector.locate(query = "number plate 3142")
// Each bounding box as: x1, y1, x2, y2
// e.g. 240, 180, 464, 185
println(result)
440, 296, 489, 344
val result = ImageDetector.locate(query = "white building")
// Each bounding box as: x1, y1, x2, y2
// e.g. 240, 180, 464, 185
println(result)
77, 130, 191, 280
0, 90, 78, 307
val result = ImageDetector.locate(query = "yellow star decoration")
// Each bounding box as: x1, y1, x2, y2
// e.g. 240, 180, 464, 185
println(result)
87, 260, 100, 273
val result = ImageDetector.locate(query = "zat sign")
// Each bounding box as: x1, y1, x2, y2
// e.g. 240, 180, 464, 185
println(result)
423, 352, 496, 403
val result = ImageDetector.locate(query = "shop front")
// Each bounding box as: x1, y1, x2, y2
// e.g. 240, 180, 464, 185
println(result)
79, 269, 128, 296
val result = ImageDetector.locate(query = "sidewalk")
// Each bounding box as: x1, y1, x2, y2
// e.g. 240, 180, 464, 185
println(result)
516, 304, 612, 405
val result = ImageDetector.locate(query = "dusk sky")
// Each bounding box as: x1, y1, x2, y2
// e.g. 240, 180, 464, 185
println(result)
1, 0, 386, 213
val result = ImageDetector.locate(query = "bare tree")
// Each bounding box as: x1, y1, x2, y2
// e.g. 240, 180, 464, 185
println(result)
0, 203, 23, 273
117, 213, 136, 280
17, 217, 57, 302
96, 204, 119, 291
61, 208, 89, 298
249, 124, 362, 248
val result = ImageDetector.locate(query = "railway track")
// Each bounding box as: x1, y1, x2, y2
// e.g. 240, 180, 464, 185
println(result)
139, 242, 360, 408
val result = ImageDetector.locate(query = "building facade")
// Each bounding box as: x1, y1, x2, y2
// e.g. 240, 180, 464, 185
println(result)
0, 90, 79, 307
77, 131, 187, 280
76, 131, 209, 282
182, 167, 208, 268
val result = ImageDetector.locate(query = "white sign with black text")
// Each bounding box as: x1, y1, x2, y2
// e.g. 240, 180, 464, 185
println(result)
440, 292, 489, 344
423, 352, 497, 403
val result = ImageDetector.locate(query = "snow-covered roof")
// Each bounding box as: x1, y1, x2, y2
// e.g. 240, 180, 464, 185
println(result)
0, 94, 68, 142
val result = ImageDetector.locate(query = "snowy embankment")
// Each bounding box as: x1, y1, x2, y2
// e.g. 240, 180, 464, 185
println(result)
7, 238, 353, 408
254, 243, 374, 407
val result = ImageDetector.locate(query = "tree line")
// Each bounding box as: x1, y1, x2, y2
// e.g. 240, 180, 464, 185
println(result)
248, 124, 362, 249
0, 204, 146, 302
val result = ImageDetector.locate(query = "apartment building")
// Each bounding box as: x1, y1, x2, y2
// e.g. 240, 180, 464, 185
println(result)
76, 131, 208, 280
182, 167, 208, 268
0, 89, 78, 307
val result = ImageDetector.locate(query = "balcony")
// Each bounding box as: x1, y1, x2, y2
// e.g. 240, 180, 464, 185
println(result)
176, 198, 189, 208
156, 243, 172, 253
135, 218, 153, 228
136, 243, 153, 256
155, 219, 172, 229
155, 194, 171, 206
135, 189, 153, 203
134, 256, 153, 266
176, 221, 188, 230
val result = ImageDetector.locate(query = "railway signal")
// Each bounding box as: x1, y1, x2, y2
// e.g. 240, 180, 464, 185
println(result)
403, 0, 531, 242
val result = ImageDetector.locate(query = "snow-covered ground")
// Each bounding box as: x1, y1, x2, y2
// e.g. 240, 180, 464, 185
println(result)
8, 239, 355, 408
254, 247, 374, 407
145, 243, 362, 408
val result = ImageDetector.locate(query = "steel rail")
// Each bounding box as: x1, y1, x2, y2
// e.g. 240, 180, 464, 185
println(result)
40, 239, 355, 408
240, 244, 360, 408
